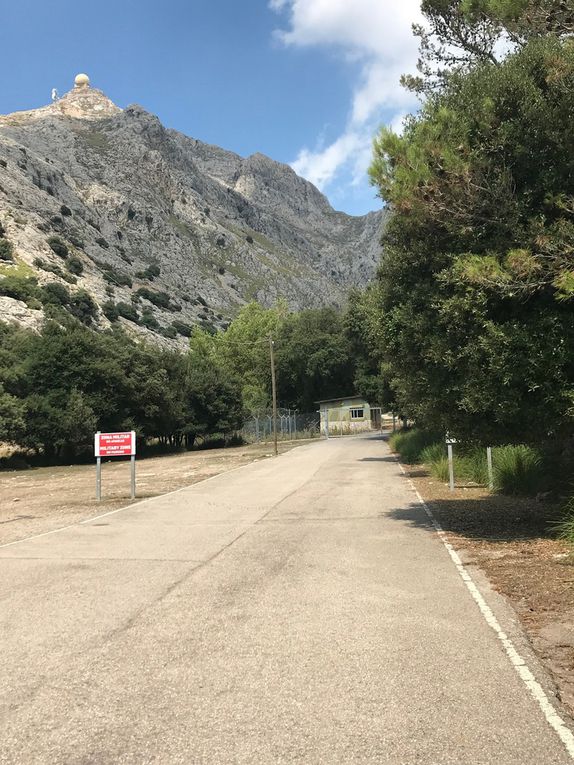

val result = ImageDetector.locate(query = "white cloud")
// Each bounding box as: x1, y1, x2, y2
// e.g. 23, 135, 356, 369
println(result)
270, 0, 423, 202
292, 131, 363, 189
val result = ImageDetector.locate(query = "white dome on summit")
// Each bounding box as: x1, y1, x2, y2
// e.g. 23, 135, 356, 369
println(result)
74, 73, 90, 88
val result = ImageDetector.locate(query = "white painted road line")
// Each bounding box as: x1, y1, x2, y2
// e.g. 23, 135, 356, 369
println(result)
394, 454, 574, 761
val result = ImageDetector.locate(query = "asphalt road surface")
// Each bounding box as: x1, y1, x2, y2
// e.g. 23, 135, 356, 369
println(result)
1, 435, 573, 764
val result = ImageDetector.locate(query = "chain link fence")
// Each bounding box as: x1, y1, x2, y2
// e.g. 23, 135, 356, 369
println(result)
240, 410, 321, 443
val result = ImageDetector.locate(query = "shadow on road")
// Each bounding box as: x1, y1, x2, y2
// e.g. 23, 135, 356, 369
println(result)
358, 456, 396, 463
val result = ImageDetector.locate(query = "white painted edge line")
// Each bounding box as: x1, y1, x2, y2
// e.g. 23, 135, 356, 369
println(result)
0, 449, 294, 551
393, 453, 574, 760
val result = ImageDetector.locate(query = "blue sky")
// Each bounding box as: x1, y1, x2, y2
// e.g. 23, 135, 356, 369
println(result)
0, 1, 422, 216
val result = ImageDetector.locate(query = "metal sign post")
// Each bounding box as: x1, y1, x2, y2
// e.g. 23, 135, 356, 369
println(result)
487, 446, 493, 491
96, 435, 102, 501
269, 336, 278, 457
447, 444, 455, 491
130, 454, 136, 500
446, 434, 456, 492
94, 431, 137, 501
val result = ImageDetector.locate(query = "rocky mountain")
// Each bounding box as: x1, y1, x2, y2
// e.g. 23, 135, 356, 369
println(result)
0, 73, 386, 343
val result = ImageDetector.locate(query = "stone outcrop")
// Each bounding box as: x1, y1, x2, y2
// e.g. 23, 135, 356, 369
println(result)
0, 75, 386, 341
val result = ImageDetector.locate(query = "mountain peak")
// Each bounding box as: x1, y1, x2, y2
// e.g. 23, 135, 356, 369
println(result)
0, 77, 386, 344
1, 73, 121, 123
52, 73, 121, 120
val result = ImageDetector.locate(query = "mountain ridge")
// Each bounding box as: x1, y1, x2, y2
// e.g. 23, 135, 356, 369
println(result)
0, 75, 386, 344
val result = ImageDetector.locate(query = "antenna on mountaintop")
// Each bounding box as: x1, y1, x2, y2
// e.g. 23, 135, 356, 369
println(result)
51, 88, 59, 102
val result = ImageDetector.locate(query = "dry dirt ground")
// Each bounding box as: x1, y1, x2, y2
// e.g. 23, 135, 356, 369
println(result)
0, 439, 314, 547
400, 460, 574, 717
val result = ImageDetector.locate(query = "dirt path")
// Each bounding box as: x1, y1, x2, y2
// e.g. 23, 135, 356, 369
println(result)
0, 439, 314, 546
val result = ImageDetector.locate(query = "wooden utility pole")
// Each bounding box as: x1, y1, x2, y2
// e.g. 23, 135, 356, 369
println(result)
269, 336, 278, 456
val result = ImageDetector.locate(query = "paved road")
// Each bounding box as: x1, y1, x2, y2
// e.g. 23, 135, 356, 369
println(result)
1, 435, 572, 764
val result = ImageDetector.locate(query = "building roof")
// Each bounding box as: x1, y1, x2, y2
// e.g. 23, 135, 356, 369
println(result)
315, 395, 367, 404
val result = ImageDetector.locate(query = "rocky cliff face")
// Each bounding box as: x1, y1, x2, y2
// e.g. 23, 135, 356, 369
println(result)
0, 75, 386, 343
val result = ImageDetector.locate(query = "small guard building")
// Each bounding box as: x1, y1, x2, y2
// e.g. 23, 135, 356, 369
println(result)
317, 396, 381, 436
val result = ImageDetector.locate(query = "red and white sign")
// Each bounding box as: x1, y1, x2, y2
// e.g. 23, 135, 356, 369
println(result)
94, 431, 136, 457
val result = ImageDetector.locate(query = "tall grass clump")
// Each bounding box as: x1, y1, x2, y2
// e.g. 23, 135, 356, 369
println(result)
492, 445, 543, 495
556, 496, 574, 545
420, 443, 445, 464
388, 428, 440, 464
420, 443, 449, 481
454, 448, 489, 485
430, 457, 450, 482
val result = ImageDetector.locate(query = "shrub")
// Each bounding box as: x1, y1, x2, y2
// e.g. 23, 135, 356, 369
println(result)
388, 428, 440, 464
34, 258, 63, 277
420, 443, 445, 465
116, 301, 139, 323
172, 320, 192, 337
66, 256, 84, 276
0, 239, 14, 261
140, 308, 159, 330
67, 290, 97, 325
40, 282, 70, 306
430, 457, 450, 482
463, 449, 489, 486
103, 266, 132, 288
102, 300, 119, 322
136, 287, 171, 309
246, 235, 254, 244
160, 325, 177, 339
147, 263, 160, 278
60, 205, 72, 217
556, 497, 574, 545
135, 263, 160, 281
95, 236, 109, 249
68, 233, 84, 249
492, 445, 543, 496
47, 236, 68, 259
0, 275, 39, 302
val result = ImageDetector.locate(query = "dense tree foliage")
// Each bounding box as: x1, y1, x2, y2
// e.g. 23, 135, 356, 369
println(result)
189, 302, 365, 415
369, 36, 574, 444
344, 288, 396, 412
0, 318, 244, 459
0, 299, 382, 460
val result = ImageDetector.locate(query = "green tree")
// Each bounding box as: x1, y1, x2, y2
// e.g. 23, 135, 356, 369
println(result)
275, 308, 355, 411
369, 37, 574, 443
217, 302, 287, 413
0, 384, 25, 444
344, 288, 395, 411
405, 0, 574, 93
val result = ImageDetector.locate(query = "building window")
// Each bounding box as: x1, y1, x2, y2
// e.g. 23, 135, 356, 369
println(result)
350, 408, 364, 419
